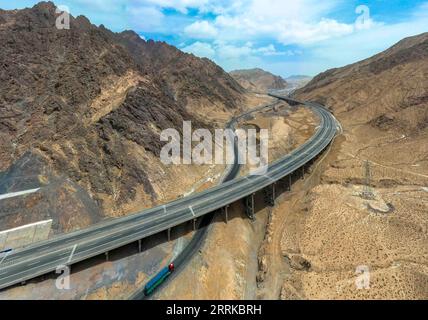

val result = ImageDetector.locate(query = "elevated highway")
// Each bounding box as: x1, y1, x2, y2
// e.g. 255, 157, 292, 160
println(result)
0, 95, 339, 291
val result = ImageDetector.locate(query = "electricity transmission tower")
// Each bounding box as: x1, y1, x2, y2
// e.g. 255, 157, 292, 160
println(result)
361, 160, 374, 199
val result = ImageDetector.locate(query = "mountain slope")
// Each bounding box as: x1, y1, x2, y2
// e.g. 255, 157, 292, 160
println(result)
297, 32, 428, 133
280, 32, 428, 299
230, 68, 288, 92
0, 2, 245, 234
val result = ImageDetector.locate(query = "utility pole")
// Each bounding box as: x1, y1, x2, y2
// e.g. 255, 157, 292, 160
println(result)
361, 160, 374, 199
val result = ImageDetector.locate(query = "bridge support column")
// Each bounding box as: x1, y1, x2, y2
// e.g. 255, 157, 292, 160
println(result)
264, 183, 276, 207
105, 251, 109, 261
224, 205, 229, 224
288, 175, 292, 191
245, 193, 255, 221
167, 228, 171, 242
138, 239, 142, 253
193, 219, 197, 231
301, 166, 305, 180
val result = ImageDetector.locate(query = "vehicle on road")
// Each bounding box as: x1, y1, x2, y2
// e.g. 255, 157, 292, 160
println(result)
143, 263, 175, 296
0, 248, 13, 259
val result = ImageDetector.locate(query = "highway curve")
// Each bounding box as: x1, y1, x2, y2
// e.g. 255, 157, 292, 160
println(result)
0, 95, 339, 292
129, 99, 281, 299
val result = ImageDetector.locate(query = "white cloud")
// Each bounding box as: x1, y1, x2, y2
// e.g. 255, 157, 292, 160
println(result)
217, 42, 253, 59
181, 41, 301, 61
277, 18, 354, 45
184, 20, 219, 39
254, 44, 276, 55
209, 0, 353, 45
73, 0, 126, 11
143, 0, 210, 14
295, 2, 428, 76
413, 1, 428, 18
60, 0, 428, 76
127, 6, 165, 31
181, 41, 253, 60
182, 41, 216, 59
73, 0, 367, 45
252, 44, 302, 56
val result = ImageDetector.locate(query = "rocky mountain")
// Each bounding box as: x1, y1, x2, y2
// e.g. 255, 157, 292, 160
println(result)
285, 75, 312, 88
282, 32, 428, 299
230, 68, 288, 92
296, 32, 428, 132
0, 1, 245, 234
286, 75, 311, 81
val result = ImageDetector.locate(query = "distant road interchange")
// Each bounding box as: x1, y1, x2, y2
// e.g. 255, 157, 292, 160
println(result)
0, 94, 339, 294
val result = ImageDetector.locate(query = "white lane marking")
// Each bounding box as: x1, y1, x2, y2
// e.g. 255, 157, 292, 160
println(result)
0, 109, 334, 280
189, 206, 195, 217
0, 188, 40, 201
27, 260, 40, 267
68, 245, 77, 263
83, 287, 90, 300
0, 140, 329, 284
0, 123, 331, 287
0, 251, 10, 266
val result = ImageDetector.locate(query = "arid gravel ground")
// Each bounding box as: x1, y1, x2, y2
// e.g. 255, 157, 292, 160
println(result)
279, 125, 428, 299
276, 32, 428, 300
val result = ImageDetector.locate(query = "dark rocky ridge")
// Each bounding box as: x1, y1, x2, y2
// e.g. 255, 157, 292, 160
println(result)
0, 2, 245, 233
117, 30, 244, 110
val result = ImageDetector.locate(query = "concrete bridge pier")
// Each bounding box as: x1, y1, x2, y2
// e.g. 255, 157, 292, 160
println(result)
264, 183, 276, 207
245, 193, 255, 220
105, 251, 109, 261
138, 239, 142, 253
223, 205, 229, 224
167, 228, 171, 242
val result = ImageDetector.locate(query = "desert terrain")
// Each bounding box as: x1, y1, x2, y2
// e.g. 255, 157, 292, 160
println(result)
160, 32, 428, 300
0, 2, 427, 301
230, 68, 288, 93
279, 32, 428, 299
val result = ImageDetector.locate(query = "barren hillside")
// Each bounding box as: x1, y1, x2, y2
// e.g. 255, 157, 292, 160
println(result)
279, 32, 428, 299
0, 1, 246, 234
230, 68, 288, 92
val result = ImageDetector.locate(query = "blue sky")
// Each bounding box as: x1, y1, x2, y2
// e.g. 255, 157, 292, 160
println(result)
1, 0, 428, 77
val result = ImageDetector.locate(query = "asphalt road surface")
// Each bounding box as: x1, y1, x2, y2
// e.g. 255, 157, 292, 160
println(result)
0, 95, 339, 291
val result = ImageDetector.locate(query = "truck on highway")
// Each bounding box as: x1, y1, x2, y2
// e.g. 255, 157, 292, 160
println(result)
143, 263, 175, 296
